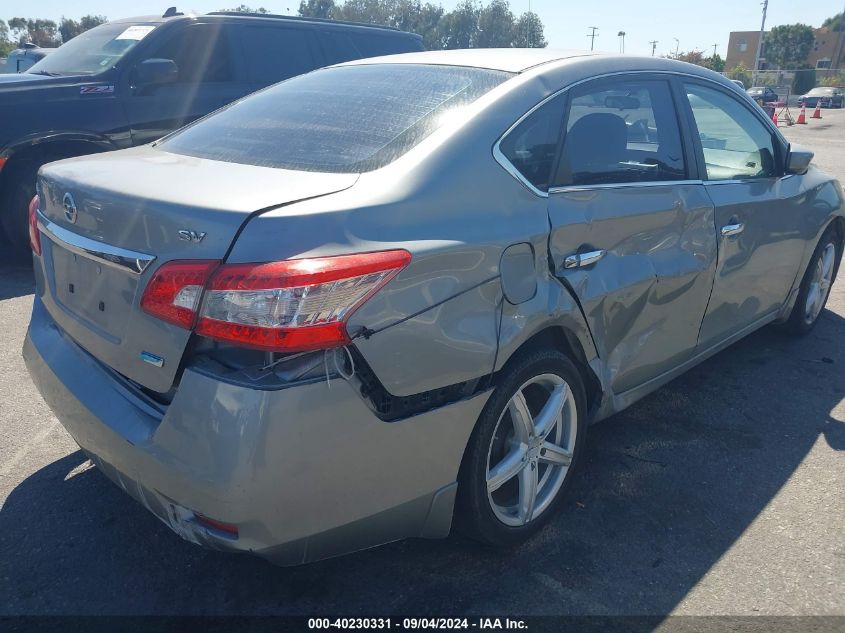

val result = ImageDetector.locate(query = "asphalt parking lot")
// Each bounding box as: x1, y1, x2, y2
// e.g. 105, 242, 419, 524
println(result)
1, 110, 844, 618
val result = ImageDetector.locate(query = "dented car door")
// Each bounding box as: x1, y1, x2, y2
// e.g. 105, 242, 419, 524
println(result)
547, 75, 718, 394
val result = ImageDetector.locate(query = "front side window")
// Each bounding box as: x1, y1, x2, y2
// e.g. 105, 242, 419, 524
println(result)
684, 83, 778, 180
27, 22, 159, 76
498, 95, 565, 191
159, 64, 511, 172
141, 23, 234, 83
553, 79, 686, 187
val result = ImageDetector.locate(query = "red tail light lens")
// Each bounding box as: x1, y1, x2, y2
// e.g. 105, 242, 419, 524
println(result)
28, 195, 41, 256
140, 260, 219, 328
196, 250, 411, 352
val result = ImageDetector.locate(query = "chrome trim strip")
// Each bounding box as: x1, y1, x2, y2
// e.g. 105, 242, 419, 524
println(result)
549, 179, 704, 194
37, 211, 156, 275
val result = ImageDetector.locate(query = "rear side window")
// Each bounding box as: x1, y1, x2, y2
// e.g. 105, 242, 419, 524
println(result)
320, 30, 423, 65
347, 32, 423, 57
319, 31, 362, 64
684, 83, 778, 180
498, 95, 565, 191
159, 64, 511, 172
142, 23, 234, 83
552, 79, 686, 187
240, 26, 319, 84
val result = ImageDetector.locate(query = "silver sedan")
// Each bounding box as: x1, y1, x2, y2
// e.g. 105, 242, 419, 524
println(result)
23, 49, 843, 564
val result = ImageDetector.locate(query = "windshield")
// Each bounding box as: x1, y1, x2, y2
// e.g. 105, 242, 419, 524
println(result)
27, 22, 159, 76
159, 64, 512, 173
808, 88, 835, 96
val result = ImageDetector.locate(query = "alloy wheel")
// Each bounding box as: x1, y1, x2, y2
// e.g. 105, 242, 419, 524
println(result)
485, 373, 577, 527
804, 242, 836, 325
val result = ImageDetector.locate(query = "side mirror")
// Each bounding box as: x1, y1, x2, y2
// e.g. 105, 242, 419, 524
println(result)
133, 58, 178, 93
786, 144, 814, 175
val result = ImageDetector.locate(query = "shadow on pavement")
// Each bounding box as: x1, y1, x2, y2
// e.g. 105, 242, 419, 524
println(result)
0, 258, 34, 301
1, 309, 843, 616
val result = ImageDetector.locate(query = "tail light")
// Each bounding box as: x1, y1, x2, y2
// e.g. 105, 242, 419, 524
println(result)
28, 195, 41, 256
140, 250, 411, 353
140, 260, 219, 328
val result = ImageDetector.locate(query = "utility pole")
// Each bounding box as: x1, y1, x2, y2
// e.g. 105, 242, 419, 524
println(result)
673, 37, 680, 57
649, 40, 658, 56
618, 31, 626, 53
712, 43, 718, 58
587, 26, 598, 51
752, 0, 768, 85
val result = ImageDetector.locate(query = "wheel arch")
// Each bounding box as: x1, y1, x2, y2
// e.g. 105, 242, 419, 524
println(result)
0, 132, 117, 193
495, 324, 604, 421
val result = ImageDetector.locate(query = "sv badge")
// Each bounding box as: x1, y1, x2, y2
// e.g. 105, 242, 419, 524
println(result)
178, 229, 206, 243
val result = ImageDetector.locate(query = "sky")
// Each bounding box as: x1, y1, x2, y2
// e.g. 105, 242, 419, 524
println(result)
6, 0, 844, 57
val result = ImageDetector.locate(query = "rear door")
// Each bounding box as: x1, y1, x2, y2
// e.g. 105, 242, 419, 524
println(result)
681, 81, 807, 347
122, 21, 251, 144
543, 75, 717, 394
237, 24, 322, 90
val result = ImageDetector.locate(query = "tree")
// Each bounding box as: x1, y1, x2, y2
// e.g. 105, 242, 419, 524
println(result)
299, 0, 336, 19
667, 49, 706, 65
764, 24, 814, 69
513, 11, 546, 48
219, 4, 269, 12
476, 0, 515, 47
822, 12, 844, 32
728, 62, 752, 88
438, 0, 480, 49
707, 53, 725, 73
0, 20, 14, 57
8, 17, 61, 47
59, 15, 107, 43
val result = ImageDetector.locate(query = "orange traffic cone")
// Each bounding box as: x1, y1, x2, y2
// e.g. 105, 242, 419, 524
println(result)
812, 102, 822, 119
771, 107, 778, 126
796, 105, 807, 124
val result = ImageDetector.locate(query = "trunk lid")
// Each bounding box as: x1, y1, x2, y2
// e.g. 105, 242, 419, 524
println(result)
36, 146, 358, 393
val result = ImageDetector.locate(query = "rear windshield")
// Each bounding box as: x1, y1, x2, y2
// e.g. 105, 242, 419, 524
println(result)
158, 64, 512, 172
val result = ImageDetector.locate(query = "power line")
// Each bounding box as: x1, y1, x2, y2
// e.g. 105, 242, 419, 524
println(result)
753, 0, 769, 83
587, 26, 598, 51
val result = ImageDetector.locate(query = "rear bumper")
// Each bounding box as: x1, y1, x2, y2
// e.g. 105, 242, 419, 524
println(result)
23, 296, 489, 565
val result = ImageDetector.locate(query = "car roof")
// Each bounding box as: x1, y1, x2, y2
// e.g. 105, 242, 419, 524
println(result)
335, 48, 600, 73
109, 12, 414, 35
337, 48, 750, 79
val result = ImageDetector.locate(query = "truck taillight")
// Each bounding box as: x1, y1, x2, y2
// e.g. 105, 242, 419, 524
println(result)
28, 195, 41, 256
140, 251, 411, 353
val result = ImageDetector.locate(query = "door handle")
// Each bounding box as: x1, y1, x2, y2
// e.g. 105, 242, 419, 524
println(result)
563, 249, 606, 269
721, 223, 745, 237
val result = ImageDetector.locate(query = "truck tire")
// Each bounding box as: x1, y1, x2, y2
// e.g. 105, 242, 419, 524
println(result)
1, 159, 39, 261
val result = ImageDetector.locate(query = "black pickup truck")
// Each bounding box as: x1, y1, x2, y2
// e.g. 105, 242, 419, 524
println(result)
0, 9, 423, 256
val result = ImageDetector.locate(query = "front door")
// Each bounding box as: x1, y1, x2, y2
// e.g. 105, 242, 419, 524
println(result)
122, 22, 251, 145
681, 81, 808, 347
546, 76, 717, 394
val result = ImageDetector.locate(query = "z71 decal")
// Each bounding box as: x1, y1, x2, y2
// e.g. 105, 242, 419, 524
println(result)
80, 85, 115, 95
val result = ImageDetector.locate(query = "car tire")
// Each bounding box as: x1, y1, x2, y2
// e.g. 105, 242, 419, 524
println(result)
0, 159, 39, 261
785, 225, 842, 335
455, 348, 587, 547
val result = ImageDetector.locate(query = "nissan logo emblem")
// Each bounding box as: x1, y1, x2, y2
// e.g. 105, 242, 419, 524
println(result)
63, 193, 78, 224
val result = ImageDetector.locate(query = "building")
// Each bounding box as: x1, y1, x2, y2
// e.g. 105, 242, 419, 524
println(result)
725, 27, 845, 71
